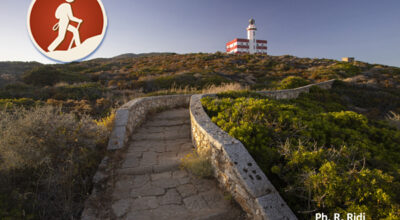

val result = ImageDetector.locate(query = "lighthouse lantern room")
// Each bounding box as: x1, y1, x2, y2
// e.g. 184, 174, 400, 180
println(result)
226, 19, 267, 54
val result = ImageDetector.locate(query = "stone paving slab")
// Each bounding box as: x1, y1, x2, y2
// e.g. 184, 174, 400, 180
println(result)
109, 108, 244, 220
144, 119, 190, 128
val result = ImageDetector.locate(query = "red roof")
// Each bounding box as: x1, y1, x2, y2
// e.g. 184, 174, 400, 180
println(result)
226, 38, 249, 46
227, 38, 268, 46
226, 45, 250, 52
235, 38, 249, 42
229, 51, 267, 54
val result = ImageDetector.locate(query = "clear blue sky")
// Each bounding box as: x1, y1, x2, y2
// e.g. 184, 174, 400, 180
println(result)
1, 0, 400, 66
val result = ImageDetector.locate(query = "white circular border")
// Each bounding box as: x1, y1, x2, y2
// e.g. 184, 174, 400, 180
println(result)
27, 0, 108, 63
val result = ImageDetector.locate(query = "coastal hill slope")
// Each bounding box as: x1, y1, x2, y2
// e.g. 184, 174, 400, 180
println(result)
1, 52, 399, 119
0, 53, 400, 219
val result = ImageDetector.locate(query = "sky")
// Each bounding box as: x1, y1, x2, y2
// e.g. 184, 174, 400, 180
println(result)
0, 0, 400, 66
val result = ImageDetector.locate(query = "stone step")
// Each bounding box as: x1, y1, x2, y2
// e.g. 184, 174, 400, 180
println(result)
133, 124, 190, 137
144, 119, 190, 128
117, 162, 180, 176
152, 108, 190, 120
192, 209, 242, 220
152, 114, 190, 121
126, 139, 191, 155
131, 132, 190, 141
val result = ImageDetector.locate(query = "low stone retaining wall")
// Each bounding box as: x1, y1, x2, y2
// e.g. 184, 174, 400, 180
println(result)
82, 94, 191, 219
190, 95, 297, 220
258, 79, 335, 99
189, 80, 335, 220
82, 80, 335, 219
108, 94, 192, 150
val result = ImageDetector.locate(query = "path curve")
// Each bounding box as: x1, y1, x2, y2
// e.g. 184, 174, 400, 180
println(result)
109, 108, 244, 220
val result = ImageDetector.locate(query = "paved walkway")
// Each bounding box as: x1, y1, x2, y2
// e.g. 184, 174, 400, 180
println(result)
110, 108, 244, 220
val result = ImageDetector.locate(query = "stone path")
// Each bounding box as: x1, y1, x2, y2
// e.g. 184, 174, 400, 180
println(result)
110, 108, 244, 220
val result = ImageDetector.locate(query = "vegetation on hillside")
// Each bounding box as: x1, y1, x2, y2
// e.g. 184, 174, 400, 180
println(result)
0, 107, 110, 219
202, 83, 400, 219
1, 53, 399, 118
278, 76, 310, 89
0, 62, 42, 88
0, 53, 400, 218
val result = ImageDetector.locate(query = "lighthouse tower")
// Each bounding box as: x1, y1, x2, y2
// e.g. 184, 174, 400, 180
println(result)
247, 19, 257, 54
226, 19, 267, 54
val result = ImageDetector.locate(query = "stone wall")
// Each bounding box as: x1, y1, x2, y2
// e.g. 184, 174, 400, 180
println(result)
82, 80, 335, 219
189, 80, 335, 220
108, 95, 192, 150
258, 79, 335, 100
82, 94, 191, 219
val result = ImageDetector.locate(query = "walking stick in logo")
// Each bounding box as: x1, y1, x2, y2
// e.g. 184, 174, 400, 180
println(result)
48, 0, 83, 52
68, 21, 82, 50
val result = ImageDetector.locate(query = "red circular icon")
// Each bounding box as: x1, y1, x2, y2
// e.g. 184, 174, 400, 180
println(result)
28, 0, 107, 62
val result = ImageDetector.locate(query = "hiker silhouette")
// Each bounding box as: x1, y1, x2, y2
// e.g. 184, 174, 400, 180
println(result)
48, 0, 83, 52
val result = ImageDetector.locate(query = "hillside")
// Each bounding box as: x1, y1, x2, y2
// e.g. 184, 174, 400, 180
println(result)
57, 52, 400, 91
0, 61, 42, 88
3, 53, 399, 91
1, 53, 400, 119
0, 53, 400, 219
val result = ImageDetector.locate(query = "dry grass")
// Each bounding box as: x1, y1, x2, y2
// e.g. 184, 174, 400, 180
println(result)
180, 150, 213, 178
96, 111, 116, 132
0, 106, 108, 219
201, 82, 248, 94
54, 81, 70, 87
155, 84, 197, 95
147, 82, 248, 96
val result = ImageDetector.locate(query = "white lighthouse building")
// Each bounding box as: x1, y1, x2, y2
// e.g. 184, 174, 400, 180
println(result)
226, 19, 267, 54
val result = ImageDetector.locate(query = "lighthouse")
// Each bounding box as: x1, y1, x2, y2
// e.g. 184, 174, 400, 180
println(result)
226, 19, 267, 54
247, 19, 257, 54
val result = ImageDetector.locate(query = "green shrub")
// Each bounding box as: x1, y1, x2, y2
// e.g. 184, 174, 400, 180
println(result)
216, 90, 266, 99
0, 98, 41, 110
201, 89, 400, 219
22, 66, 62, 86
22, 65, 90, 88
0, 83, 45, 100
279, 76, 310, 89
310, 63, 361, 80
310, 67, 339, 80
142, 73, 230, 92
0, 106, 108, 219
50, 82, 106, 101
331, 62, 362, 77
